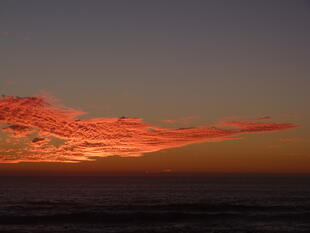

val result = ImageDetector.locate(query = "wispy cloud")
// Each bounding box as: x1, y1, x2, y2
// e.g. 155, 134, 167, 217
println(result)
0, 95, 298, 163
280, 137, 303, 142
1, 31, 33, 41
218, 121, 296, 133
3, 80, 16, 85
22, 37, 32, 41
162, 116, 199, 125
257, 116, 272, 120
268, 144, 282, 149
282, 113, 297, 117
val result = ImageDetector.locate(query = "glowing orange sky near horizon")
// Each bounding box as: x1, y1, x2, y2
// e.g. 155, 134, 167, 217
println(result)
0, 95, 298, 164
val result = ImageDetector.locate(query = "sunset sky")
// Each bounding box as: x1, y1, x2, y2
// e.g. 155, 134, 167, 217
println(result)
0, 0, 309, 175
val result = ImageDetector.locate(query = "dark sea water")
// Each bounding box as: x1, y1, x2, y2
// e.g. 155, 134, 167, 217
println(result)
0, 175, 309, 233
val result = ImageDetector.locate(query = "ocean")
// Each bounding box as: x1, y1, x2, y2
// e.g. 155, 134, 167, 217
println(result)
0, 175, 309, 233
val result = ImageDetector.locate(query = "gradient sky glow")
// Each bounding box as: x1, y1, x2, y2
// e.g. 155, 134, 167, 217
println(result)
0, 0, 309, 174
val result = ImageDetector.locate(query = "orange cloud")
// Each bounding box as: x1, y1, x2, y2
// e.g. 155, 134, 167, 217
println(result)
2, 125, 34, 138
0, 95, 298, 163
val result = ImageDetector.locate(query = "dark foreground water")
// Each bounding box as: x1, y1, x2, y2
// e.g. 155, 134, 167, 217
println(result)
0, 175, 309, 233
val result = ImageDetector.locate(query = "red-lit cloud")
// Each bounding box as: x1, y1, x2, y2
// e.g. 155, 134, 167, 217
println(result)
0, 95, 298, 163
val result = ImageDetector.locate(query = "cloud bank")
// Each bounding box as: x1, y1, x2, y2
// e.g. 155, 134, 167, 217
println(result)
0, 95, 297, 163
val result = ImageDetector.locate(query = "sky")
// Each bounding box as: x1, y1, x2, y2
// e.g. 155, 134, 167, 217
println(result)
0, 0, 309, 175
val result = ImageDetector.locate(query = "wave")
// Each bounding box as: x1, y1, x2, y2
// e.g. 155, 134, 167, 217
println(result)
1, 203, 310, 225
11, 201, 310, 211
